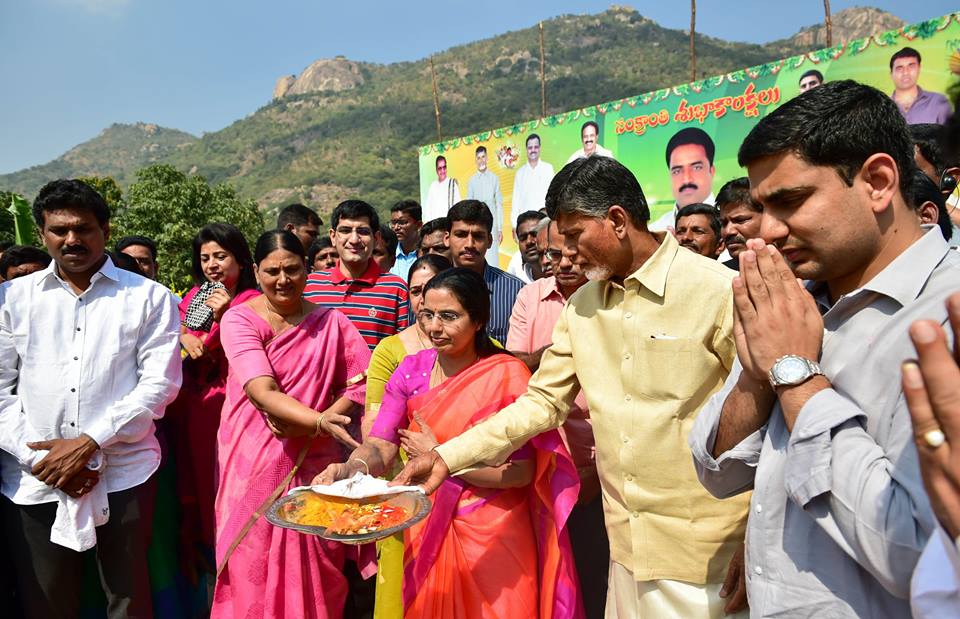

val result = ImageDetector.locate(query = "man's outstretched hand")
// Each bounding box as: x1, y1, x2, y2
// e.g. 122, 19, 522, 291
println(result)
389, 449, 451, 494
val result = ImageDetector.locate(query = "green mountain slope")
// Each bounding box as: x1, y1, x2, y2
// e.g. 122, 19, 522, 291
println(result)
0, 6, 903, 221
0, 123, 197, 197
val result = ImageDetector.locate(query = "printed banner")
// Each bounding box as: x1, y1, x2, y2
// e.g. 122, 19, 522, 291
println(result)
419, 12, 960, 269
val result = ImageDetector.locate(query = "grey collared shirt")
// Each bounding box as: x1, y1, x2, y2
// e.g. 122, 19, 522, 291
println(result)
689, 227, 960, 617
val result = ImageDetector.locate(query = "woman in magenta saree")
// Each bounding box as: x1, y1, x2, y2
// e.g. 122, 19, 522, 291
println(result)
316, 268, 583, 619
214, 230, 371, 619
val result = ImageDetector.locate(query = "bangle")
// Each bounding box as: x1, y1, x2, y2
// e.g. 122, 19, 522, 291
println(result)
349, 457, 369, 475
314, 413, 326, 437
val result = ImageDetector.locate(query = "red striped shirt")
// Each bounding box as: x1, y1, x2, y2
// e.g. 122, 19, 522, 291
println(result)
303, 260, 410, 349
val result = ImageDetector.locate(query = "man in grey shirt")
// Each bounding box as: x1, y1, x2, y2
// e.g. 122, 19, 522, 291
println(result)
689, 80, 960, 617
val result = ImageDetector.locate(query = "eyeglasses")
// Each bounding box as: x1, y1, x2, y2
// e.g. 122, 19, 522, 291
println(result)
417, 309, 463, 324
544, 249, 563, 262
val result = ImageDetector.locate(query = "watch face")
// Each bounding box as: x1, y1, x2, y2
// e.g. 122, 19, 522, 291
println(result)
776, 357, 809, 384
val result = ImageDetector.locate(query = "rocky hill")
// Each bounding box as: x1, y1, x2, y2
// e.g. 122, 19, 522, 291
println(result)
0, 6, 907, 220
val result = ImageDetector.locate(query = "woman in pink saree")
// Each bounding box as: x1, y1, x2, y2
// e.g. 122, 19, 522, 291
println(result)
214, 230, 371, 619
315, 268, 583, 619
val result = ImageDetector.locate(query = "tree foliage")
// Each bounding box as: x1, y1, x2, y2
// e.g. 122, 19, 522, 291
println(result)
0, 191, 16, 245
113, 165, 264, 293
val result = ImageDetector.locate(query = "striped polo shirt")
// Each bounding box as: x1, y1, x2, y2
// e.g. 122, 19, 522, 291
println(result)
303, 260, 410, 349
483, 264, 524, 346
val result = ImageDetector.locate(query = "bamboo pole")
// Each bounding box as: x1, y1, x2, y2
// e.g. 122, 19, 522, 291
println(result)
690, 0, 697, 82
539, 21, 547, 117
823, 0, 833, 47
429, 56, 442, 142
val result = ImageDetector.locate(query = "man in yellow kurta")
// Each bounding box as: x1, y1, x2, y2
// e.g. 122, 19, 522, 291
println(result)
394, 155, 751, 617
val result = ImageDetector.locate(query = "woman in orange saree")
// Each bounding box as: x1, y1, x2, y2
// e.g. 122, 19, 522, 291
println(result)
316, 268, 583, 619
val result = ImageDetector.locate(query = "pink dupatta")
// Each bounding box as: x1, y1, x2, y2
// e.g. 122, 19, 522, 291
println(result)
212, 304, 370, 619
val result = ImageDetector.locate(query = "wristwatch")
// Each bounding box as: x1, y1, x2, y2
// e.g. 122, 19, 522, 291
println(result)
768, 355, 824, 389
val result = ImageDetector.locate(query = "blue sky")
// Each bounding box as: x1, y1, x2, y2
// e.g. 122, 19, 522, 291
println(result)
0, 0, 955, 174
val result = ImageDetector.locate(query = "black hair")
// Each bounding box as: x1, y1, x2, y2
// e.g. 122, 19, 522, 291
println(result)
191, 222, 257, 292
799, 69, 824, 85
254, 229, 306, 264
448, 200, 494, 234
379, 224, 399, 256
331, 199, 379, 232
516, 210, 546, 229
715, 177, 760, 213
420, 217, 451, 237
0, 241, 14, 252
277, 203, 322, 229
33, 179, 110, 228
905, 169, 952, 242
422, 267, 503, 358
115, 235, 158, 260
910, 124, 952, 174
435, 155, 446, 167
738, 80, 916, 196
0, 245, 51, 277
406, 253, 453, 283
526, 133, 541, 146
890, 47, 921, 71
580, 121, 599, 137
306, 237, 334, 266
544, 156, 650, 225
475, 146, 487, 155
665, 127, 716, 167
109, 251, 142, 275
675, 203, 722, 239
390, 199, 422, 222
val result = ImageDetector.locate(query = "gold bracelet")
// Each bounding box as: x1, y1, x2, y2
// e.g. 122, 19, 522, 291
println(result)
313, 413, 326, 437
349, 457, 369, 475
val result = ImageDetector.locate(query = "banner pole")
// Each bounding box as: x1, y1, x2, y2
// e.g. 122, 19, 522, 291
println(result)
823, 0, 833, 47
690, 0, 697, 83
539, 21, 547, 118
430, 56, 443, 142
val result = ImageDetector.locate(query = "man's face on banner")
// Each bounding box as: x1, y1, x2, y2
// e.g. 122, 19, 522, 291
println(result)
581, 125, 598, 157
436, 158, 448, 182
669, 143, 715, 207
526, 137, 541, 164
799, 74, 822, 93
891, 55, 921, 91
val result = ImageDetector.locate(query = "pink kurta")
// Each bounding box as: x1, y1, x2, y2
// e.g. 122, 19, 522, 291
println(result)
212, 304, 370, 619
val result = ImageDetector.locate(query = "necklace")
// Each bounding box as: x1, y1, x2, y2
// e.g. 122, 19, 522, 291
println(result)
262, 297, 303, 335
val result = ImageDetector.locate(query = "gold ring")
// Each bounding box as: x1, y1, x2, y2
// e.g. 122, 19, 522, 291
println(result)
924, 429, 947, 448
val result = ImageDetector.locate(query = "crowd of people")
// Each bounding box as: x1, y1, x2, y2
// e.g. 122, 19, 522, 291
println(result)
3, 74, 960, 619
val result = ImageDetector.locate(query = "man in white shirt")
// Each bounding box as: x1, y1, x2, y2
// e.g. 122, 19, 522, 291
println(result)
566, 120, 614, 164
512, 133, 554, 214
649, 127, 717, 233
423, 155, 461, 223
467, 146, 504, 266
0, 179, 181, 618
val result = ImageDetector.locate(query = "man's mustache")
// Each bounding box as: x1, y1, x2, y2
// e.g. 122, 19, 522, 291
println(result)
62, 246, 88, 255
679, 183, 699, 193
724, 234, 746, 246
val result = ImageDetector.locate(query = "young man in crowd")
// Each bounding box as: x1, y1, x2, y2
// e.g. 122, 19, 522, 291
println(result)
506, 217, 608, 616
388, 200, 422, 278
396, 157, 751, 618
0, 179, 181, 618
506, 210, 548, 283
910, 123, 960, 245
716, 177, 763, 271
467, 146, 504, 266
0, 245, 52, 281
675, 203, 724, 259
307, 237, 339, 272
303, 200, 409, 350
373, 224, 398, 273
277, 202, 323, 253
447, 200, 524, 346
115, 235, 160, 280
417, 217, 452, 260
688, 80, 958, 617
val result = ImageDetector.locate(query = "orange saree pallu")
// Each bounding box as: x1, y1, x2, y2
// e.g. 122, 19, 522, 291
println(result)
401, 353, 584, 619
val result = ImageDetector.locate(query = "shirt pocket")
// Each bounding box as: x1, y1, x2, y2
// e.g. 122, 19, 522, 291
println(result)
634, 336, 699, 401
